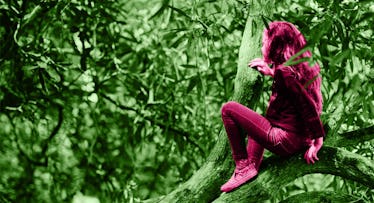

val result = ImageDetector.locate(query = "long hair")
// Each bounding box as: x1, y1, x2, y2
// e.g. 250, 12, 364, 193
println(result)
262, 21, 322, 114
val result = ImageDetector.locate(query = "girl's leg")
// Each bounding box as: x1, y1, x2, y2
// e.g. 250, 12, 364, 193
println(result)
221, 101, 272, 161
222, 101, 304, 157
221, 101, 271, 192
246, 136, 264, 170
220, 101, 307, 192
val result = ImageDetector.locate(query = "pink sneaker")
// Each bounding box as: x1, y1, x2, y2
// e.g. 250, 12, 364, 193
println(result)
249, 157, 262, 171
220, 160, 258, 192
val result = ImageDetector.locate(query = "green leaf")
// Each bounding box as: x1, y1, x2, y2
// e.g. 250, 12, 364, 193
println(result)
261, 15, 269, 29
168, 5, 191, 19
334, 18, 346, 44
330, 50, 351, 67
355, 12, 374, 24
186, 75, 200, 93
309, 18, 333, 44
180, 64, 197, 69
283, 46, 312, 66
148, 0, 170, 20
284, 56, 311, 67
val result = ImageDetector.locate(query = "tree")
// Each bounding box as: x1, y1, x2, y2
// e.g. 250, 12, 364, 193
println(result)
147, 0, 374, 202
0, 0, 372, 202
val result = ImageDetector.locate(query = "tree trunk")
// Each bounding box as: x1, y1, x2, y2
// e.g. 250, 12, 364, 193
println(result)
146, 1, 374, 202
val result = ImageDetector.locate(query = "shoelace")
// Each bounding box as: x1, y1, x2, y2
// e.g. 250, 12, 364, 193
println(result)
234, 165, 253, 177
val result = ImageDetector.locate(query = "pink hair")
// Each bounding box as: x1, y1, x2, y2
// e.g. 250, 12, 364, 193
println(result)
262, 21, 322, 114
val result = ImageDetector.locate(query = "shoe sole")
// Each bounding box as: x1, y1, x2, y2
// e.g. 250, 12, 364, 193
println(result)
221, 171, 258, 193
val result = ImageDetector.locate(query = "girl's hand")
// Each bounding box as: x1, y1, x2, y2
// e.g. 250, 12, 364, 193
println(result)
249, 58, 274, 77
304, 137, 323, 164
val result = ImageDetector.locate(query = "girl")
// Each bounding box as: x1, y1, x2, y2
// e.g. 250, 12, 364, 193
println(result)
220, 21, 325, 192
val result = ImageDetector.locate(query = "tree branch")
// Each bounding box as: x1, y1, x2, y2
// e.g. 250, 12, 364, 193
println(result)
40, 106, 64, 156
213, 146, 374, 202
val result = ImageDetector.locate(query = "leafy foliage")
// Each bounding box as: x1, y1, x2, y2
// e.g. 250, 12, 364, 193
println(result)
0, 0, 245, 202
0, 0, 372, 202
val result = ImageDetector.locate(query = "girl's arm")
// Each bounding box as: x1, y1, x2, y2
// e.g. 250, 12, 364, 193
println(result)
276, 66, 325, 139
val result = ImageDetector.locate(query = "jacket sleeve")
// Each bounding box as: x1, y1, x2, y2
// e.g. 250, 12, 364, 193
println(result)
276, 67, 325, 139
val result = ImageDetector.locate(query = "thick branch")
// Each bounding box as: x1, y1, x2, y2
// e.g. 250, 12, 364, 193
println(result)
213, 146, 374, 202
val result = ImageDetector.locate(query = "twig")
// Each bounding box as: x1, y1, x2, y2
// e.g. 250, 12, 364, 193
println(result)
40, 106, 63, 156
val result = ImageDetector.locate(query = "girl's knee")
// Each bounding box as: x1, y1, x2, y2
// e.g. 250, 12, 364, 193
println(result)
221, 101, 239, 116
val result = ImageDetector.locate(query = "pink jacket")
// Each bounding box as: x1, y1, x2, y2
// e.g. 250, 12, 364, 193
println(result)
266, 66, 325, 139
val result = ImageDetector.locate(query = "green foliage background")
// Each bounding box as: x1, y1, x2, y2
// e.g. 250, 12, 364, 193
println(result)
0, 0, 372, 202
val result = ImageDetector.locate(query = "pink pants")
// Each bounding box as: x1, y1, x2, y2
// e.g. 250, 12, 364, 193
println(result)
221, 101, 309, 162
